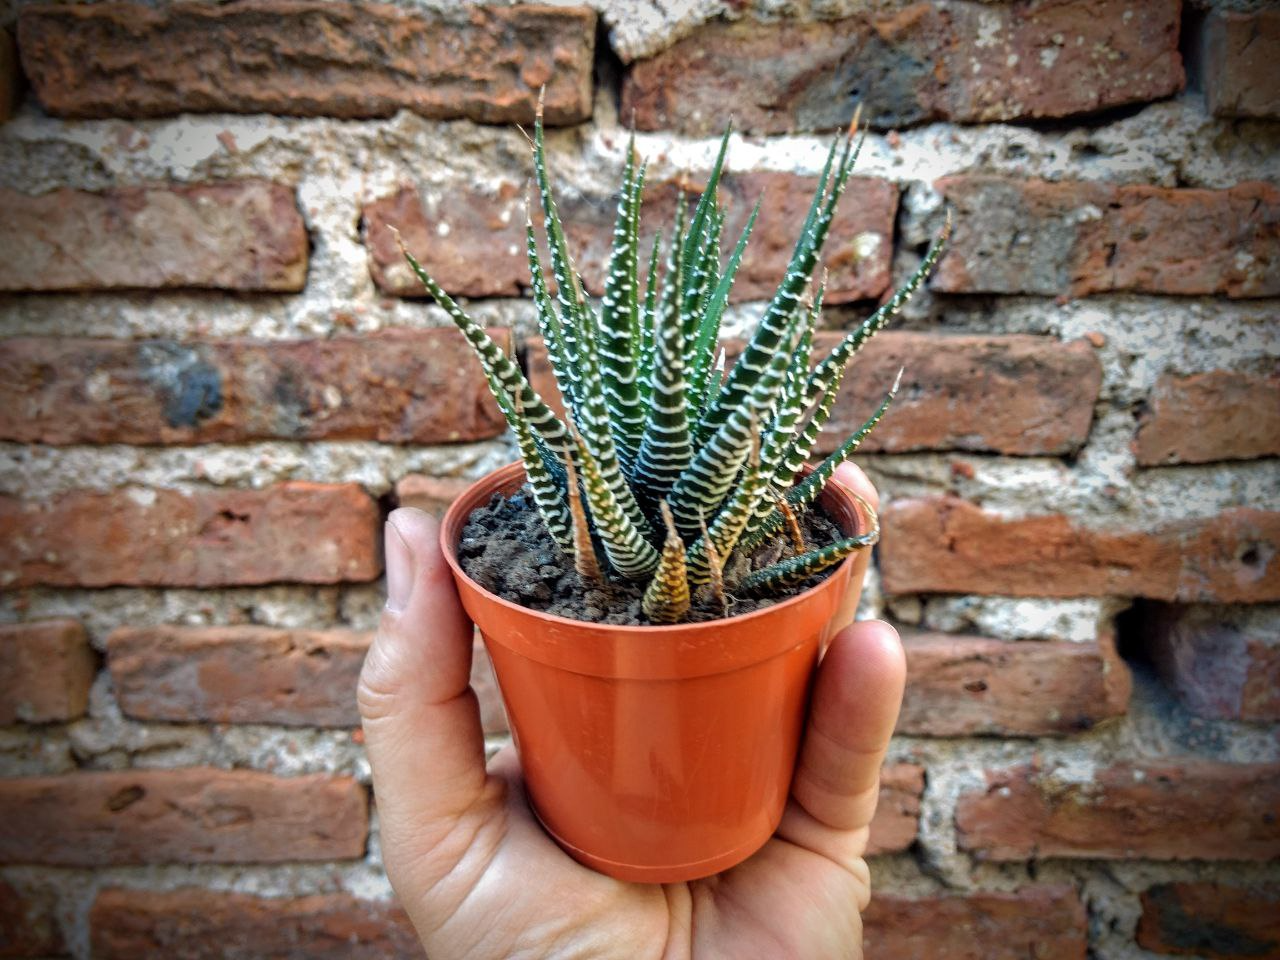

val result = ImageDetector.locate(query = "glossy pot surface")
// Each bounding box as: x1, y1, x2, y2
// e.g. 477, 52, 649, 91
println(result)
440, 462, 873, 882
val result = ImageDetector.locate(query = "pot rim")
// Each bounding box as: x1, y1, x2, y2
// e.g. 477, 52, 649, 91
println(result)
439, 460, 875, 635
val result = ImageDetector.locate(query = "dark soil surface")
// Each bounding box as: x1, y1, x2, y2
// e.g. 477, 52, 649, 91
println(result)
458, 485, 845, 625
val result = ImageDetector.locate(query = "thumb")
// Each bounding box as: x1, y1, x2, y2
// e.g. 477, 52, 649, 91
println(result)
358, 508, 488, 861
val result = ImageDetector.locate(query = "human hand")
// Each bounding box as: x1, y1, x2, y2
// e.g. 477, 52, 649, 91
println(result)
358, 462, 906, 960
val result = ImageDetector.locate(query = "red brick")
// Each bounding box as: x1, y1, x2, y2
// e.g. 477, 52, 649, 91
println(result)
898, 633, 1129, 737
0, 879, 66, 957
880, 497, 1280, 603
18, 1, 595, 125
395, 475, 476, 518
528, 331, 1101, 456
0, 331, 509, 445
863, 886, 1087, 960
0, 769, 367, 865
107, 626, 367, 727
622, 0, 1181, 135
0, 182, 306, 292
0, 619, 96, 725
955, 761, 1280, 861
1135, 369, 1280, 466
818, 333, 1100, 456
1199, 10, 1280, 120
867, 763, 923, 856
1137, 882, 1280, 959
106, 623, 509, 735
934, 178, 1280, 299
366, 174, 897, 304
1141, 605, 1280, 723
90, 889, 419, 959
0, 28, 17, 124
0, 483, 380, 589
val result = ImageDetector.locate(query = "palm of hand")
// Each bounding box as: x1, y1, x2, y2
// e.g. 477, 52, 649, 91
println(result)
360, 465, 901, 960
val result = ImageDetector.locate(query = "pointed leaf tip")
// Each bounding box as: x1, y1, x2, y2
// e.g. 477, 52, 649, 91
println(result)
893, 366, 904, 393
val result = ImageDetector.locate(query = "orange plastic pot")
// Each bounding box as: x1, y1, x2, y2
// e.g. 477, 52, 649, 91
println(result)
440, 461, 875, 883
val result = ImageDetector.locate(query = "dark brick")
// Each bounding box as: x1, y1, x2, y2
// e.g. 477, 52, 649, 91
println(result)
0, 879, 67, 957
1137, 882, 1280, 959
91, 888, 420, 959
0, 28, 17, 124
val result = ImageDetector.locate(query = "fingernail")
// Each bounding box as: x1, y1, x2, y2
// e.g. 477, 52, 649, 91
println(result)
385, 519, 414, 613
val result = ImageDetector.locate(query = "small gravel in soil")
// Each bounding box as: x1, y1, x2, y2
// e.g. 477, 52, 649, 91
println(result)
458, 485, 846, 625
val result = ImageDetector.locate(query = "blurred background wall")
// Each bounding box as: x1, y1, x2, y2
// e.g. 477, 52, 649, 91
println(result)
0, 0, 1277, 955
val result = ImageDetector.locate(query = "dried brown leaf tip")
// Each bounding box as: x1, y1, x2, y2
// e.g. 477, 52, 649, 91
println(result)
642, 501, 691, 624
562, 433, 602, 584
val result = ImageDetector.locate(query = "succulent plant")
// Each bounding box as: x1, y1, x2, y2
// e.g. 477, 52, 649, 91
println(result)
397, 100, 949, 624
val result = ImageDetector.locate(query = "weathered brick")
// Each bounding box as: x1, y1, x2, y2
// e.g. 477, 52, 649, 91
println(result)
1135, 369, 1280, 466
898, 633, 1129, 737
0, 331, 508, 445
934, 178, 1280, 299
395, 475, 476, 518
108, 626, 368, 727
365, 174, 897, 304
818, 333, 1100, 456
0, 769, 367, 866
0, 483, 380, 589
0, 28, 17, 124
1137, 882, 1280, 959
529, 332, 1100, 456
880, 497, 1280, 603
622, 0, 1182, 134
106, 623, 509, 735
18, 1, 595, 124
1199, 10, 1280, 120
0, 879, 66, 957
867, 763, 923, 856
955, 761, 1280, 861
0, 182, 307, 292
1140, 605, 1280, 723
90, 888, 419, 960
0, 619, 96, 725
863, 886, 1087, 960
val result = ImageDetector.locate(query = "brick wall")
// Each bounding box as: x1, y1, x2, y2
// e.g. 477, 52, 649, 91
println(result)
1, 1, 1277, 956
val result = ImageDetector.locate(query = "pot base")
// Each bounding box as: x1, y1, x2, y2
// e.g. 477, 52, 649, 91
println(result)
532, 802, 778, 884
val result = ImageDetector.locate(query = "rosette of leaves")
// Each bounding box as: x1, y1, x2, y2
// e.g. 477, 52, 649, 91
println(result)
396, 102, 949, 624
